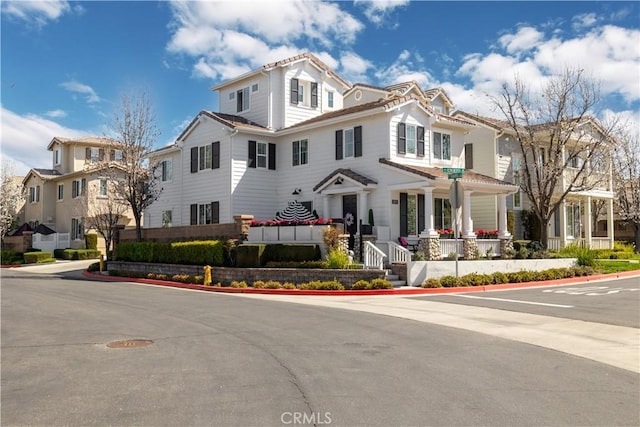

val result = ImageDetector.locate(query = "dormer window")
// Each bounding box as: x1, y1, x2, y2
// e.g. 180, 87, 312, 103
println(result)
236, 87, 250, 112
290, 78, 318, 108
54, 148, 61, 165
327, 91, 334, 108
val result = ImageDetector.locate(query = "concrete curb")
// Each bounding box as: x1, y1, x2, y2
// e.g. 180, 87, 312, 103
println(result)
82, 269, 640, 296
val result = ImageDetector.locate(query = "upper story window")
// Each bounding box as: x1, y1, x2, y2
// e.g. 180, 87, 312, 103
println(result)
54, 148, 61, 165
290, 78, 318, 108
335, 126, 362, 160
110, 149, 123, 162
161, 159, 172, 181
190, 142, 220, 173
99, 179, 108, 197
327, 91, 334, 108
57, 184, 64, 201
566, 151, 583, 169
397, 123, 425, 156
512, 156, 522, 209
28, 185, 40, 203
433, 131, 451, 160
292, 139, 309, 166
236, 86, 250, 112
248, 140, 276, 170
85, 147, 105, 164
72, 178, 87, 199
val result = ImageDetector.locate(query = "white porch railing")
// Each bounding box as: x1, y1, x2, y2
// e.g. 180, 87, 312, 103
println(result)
476, 239, 501, 257
387, 240, 412, 264
547, 238, 562, 251
440, 239, 463, 257
591, 237, 612, 250
547, 237, 612, 250
363, 241, 386, 269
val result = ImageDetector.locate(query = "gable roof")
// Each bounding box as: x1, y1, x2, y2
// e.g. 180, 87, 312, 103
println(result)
210, 52, 351, 92
22, 168, 62, 185
174, 110, 271, 143
47, 136, 118, 151
313, 168, 377, 192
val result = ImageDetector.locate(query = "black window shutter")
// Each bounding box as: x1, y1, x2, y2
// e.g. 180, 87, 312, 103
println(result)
417, 126, 425, 157
268, 143, 276, 170
99, 148, 105, 161
400, 193, 408, 237
211, 201, 220, 224
397, 123, 406, 154
292, 141, 299, 166
290, 78, 299, 104
335, 130, 343, 160
85, 147, 91, 160
110, 149, 115, 161
248, 140, 256, 168
418, 193, 425, 234
310, 82, 318, 107
465, 143, 473, 169
354, 126, 363, 157
190, 147, 198, 173
212, 141, 220, 169
190, 204, 198, 225
236, 90, 243, 112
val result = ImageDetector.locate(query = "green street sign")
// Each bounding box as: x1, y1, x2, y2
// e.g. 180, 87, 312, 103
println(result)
443, 167, 465, 173
447, 172, 464, 179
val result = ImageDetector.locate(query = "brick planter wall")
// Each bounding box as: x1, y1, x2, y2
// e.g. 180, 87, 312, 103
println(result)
108, 261, 386, 287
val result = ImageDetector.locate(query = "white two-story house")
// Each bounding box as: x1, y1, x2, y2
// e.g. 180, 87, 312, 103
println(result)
145, 53, 517, 257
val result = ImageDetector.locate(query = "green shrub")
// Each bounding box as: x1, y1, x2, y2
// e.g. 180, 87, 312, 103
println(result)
236, 244, 266, 267
422, 278, 442, 288
116, 240, 224, 266
315, 280, 345, 290
440, 275, 462, 287
1, 250, 22, 264
326, 249, 350, 269
85, 234, 98, 250
370, 278, 392, 289
491, 272, 508, 284
282, 282, 296, 289
262, 244, 322, 263
575, 248, 596, 267
252, 280, 266, 289
23, 251, 53, 264
264, 280, 282, 289
230, 281, 248, 288
351, 280, 370, 290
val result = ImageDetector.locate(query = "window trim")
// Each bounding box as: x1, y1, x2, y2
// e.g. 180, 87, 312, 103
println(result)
57, 184, 64, 201
161, 158, 173, 182
292, 139, 309, 167
236, 86, 250, 113
98, 178, 108, 197
433, 131, 451, 161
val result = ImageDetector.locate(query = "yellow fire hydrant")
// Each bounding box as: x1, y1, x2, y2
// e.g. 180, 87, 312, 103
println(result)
203, 265, 212, 286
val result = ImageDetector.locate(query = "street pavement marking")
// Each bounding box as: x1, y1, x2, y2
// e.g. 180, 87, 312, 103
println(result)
454, 294, 574, 308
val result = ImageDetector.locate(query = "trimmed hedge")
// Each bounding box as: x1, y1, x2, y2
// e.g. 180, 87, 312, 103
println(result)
85, 234, 98, 250
23, 251, 54, 264
1, 250, 23, 265
115, 240, 224, 266
236, 243, 321, 267
54, 249, 101, 260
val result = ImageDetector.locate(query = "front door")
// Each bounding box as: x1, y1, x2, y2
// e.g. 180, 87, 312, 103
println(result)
342, 194, 357, 250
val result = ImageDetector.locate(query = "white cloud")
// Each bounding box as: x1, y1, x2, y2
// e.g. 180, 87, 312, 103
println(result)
1, 0, 82, 28
374, 50, 433, 87
354, 0, 409, 25
498, 26, 544, 55
572, 13, 599, 31
339, 52, 373, 83
0, 107, 87, 175
59, 80, 100, 104
44, 109, 67, 119
166, 0, 363, 81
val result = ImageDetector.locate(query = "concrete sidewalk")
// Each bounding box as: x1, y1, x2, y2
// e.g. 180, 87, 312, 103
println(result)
2, 259, 97, 275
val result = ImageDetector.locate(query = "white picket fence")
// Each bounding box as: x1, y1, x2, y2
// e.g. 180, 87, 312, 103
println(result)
31, 232, 70, 252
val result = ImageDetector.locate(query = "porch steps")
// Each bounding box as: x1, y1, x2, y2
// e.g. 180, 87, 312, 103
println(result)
385, 270, 406, 288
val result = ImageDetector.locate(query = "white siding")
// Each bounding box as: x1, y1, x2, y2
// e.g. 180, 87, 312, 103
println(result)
218, 74, 270, 127
144, 150, 183, 228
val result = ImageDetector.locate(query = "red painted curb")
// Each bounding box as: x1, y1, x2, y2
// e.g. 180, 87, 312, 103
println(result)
82, 269, 640, 296
0, 264, 23, 268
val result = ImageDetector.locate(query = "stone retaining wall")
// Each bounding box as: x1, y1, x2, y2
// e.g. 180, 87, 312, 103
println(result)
108, 261, 386, 287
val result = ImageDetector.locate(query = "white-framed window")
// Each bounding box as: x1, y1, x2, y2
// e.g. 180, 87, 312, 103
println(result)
54, 148, 61, 165
344, 128, 354, 158
434, 198, 452, 230
257, 142, 267, 168
290, 78, 318, 108
90, 148, 100, 163
236, 86, 250, 112
199, 204, 212, 225
57, 184, 64, 201
433, 132, 451, 160
162, 210, 172, 227
112, 149, 123, 162
512, 156, 522, 209
190, 202, 219, 225
161, 159, 172, 181
251, 83, 259, 92
72, 179, 86, 199
327, 91, 334, 108
406, 125, 417, 155
567, 152, 583, 169
99, 179, 108, 197
566, 202, 581, 238
29, 185, 40, 203
292, 139, 308, 166
229, 92, 235, 100
199, 145, 212, 170
71, 218, 84, 240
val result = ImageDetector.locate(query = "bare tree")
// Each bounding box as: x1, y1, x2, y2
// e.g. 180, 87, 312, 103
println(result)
491, 68, 616, 248
0, 160, 25, 239
611, 125, 640, 251
82, 169, 130, 259
106, 90, 162, 241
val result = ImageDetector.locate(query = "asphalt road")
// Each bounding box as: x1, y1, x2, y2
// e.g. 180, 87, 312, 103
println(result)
412, 277, 640, 328
2, 270, 639, 427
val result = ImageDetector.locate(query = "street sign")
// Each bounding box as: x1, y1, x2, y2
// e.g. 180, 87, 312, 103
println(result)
443, 167, 465, 173
449, 180, 464, 210
447, 172, 463, 179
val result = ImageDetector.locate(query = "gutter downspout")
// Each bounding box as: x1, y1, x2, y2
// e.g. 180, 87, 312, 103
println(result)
228, 128, 239, 222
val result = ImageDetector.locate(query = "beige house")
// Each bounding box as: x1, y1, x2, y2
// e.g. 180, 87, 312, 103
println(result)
22, 136, 135, 251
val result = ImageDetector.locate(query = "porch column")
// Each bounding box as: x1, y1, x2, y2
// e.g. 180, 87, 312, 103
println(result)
322, 195, 330, 220
419, 187, 438, 237
462, 190, 475, 237
559, 199, 567, 248
497, 194, 511, 238
607, 198, 614, 249
358, 191, 368, 226
584, 196, 592, 248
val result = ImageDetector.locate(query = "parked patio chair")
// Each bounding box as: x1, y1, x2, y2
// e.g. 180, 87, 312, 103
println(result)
398, 237, 418, 252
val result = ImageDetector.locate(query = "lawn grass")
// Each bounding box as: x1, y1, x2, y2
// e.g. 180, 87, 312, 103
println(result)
595, 259, 640, 274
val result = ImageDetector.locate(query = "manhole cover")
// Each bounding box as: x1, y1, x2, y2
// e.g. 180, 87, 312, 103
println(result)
106, 339, 154, 348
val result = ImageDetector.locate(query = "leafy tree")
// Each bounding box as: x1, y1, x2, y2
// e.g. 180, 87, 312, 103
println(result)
106, 90, 162, 241
611, 125, 640, 251
491, 68, 616, 249
0, 160, 25, 239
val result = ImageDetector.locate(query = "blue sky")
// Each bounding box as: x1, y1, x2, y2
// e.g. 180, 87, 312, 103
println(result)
2, 1, 639, 175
